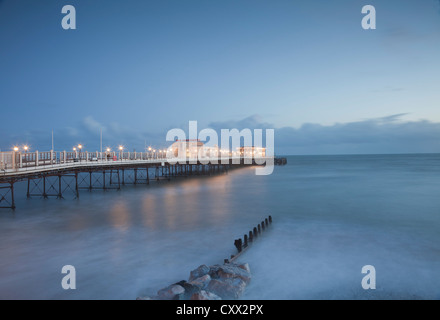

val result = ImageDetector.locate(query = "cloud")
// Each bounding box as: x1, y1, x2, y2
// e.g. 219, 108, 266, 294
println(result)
66, 127, 79, 137
72, 116, 166, 151
202, 113, 440, 155
369, 113, 409, 123
275, 114, 440, 155
83, 116, 106, 134
208, 115, 273, 131
3, 114, 439, 155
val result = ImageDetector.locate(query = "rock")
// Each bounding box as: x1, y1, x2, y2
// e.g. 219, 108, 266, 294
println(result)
136, 296, 155, 300
238, 263, 251, 274
206, 278, 247, 300
157, 284, 185, 300
189, 274, 211, 290
209, 264, 252, 285
191, 290, 222, 301
174, 280, 201, 299
145, 262, 251, 301
189, 265, 211, 282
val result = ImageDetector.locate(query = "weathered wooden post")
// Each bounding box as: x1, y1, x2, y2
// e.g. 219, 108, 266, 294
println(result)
226, 216, 274, 264
234, 239, 242, 253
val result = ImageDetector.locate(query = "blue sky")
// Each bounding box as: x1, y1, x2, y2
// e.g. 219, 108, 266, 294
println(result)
0, 0, 439, 154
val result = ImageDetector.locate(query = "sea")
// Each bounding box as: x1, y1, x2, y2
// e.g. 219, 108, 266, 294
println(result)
0, 154, 439, 300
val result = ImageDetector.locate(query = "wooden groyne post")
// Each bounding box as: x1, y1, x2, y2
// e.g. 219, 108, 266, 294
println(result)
225, 215, 273, 264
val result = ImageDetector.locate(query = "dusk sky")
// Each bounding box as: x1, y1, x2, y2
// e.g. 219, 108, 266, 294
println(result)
1, 0, 439, 154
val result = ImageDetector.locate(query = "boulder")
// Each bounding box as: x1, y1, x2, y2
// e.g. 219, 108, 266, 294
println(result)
238, 263, 251, 274
146, 262, 252, 301
206, 278, 247, 300
189, 265, 211, 282
136, 296, 156, 300
157, 284, 185, 300
174, 281, 201, 299
191, 290, 222, 301
189, 274, 211, 290
209, 264, 252, 285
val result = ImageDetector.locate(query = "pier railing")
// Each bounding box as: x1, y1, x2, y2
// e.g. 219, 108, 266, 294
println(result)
0, 150, 266, 175
0, 151, 170, 172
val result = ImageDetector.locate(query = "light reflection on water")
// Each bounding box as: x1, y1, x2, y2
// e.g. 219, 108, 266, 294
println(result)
0, 155, 440, 300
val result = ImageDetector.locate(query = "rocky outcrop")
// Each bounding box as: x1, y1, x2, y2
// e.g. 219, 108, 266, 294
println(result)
191, 290, 222, 301
209, 264, 252, 285
137, 262, 251, 301
189, 265, 210, 282
206, 278, 247, 300
189, 274, 211, 290
157, 284, 185, 300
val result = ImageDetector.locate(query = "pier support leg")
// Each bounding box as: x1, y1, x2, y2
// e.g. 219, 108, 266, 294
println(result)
27, 179, 30, 199
58, 175, 63, 199
75, 172, 79, 199
43, 176, 48, 199
11, 182, 15, 210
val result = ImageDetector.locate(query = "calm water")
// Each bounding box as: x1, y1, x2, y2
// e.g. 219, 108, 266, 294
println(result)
0, 154, 439, 300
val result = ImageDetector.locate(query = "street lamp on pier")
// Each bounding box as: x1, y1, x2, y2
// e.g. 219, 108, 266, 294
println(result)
78, 144, 83, 162
119, 146, 124, 161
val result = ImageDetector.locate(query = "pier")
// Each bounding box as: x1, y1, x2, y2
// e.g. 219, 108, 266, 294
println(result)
0, 150, 271, 210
